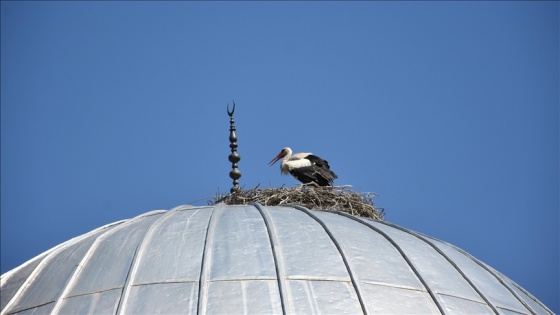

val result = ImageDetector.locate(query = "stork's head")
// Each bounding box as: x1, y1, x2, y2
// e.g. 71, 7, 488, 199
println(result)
268, 147, 292, 165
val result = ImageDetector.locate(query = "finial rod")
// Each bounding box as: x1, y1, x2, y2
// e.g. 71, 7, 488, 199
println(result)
227, 100, 241, 193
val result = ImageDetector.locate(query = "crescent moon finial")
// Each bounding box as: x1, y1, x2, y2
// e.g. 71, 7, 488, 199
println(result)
227, 100, 236, 117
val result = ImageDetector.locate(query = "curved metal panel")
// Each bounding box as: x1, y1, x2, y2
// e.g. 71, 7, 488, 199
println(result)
208, 205, 276, 280
314, 212, 425, 288
123, 282, 198, 315
0, 253, 47, 313
505, 279, 554, 315
314, 212, 438, 314
427, 235, 553, 315
361, 283, 440, 314
364, 218, 501, 314
50, 212, 164, 315
367, 220, 497, 312
117, 206, 211, 315
206, 280, 282, 314
1, 220, 126, 315
426, 237, 537, 314
126, 207, 213, 285
320, 211, 443, 313
6, 229, 107, 314
65, 214, 162, 297
264, 206, 362, 314
265, 206, 349, 280
198, 205, 282, 314
289, 280, 362, 314
291, 206, 367, 314
57, 288, 121, 314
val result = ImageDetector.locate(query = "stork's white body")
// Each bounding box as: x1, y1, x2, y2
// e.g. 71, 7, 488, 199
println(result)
280, 150, 313, 174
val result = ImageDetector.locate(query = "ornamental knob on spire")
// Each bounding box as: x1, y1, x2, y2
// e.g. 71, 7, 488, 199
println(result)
227, 101, 241, 193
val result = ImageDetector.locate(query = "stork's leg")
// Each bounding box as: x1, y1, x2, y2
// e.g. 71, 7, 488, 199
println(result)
299, 182, 319, 188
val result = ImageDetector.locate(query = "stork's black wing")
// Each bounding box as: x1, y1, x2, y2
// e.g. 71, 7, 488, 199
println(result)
289, 155, 338, 186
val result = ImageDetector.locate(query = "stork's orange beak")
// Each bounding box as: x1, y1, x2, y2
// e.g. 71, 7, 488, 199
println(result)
268, 151, 284, 166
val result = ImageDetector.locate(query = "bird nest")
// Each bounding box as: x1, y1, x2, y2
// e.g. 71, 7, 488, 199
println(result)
211, 186, 384, 220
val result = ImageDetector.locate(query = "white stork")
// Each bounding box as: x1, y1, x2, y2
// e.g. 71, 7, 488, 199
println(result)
268, 147, 338, 186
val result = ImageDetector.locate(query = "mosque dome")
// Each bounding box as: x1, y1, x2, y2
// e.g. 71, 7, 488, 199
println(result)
0, 204, 553, 314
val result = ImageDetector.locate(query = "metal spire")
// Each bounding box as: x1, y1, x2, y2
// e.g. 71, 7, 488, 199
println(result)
227, 101, 241, 193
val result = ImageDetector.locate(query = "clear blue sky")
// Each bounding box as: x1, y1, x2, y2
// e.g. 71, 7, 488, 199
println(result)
1, 1, 558, 312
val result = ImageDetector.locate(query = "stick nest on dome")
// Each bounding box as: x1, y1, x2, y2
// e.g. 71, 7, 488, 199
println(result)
211, 186, 384, 220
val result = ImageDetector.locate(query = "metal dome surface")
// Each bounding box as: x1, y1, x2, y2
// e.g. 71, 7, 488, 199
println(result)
0, 204, 553, 315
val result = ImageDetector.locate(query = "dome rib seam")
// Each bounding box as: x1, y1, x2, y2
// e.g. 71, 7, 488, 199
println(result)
0, 225, 113, 315
196, 202, 223, 315
315, 209, 446, 315
378, 221, 499, 313
49, 212, 154, 314
287, 204, 369, 315
251, 202, 287, 315
424, 234, 548, 315
116, 208, 180, 315
375, 219, 538, 315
